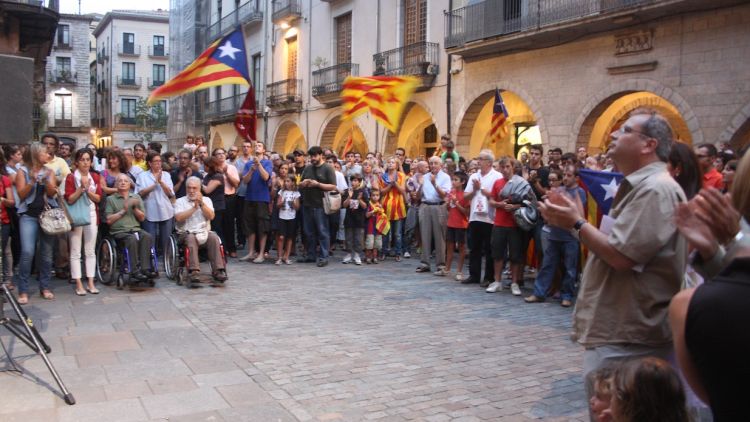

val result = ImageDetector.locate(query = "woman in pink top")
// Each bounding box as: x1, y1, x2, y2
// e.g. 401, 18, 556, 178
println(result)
213, 147, 240, 257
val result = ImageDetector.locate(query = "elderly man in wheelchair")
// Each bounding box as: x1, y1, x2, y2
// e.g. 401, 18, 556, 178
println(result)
173, 176, 228, 285
104, 173, 158, 284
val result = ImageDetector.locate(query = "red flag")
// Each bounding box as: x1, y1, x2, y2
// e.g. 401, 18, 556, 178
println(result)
341, 132, 354, 156
234, 88, 257, 142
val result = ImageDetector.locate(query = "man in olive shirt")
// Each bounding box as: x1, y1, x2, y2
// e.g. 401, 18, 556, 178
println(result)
539, 110, 687, 404
299, 146, 337, 267
105, 174, 157, 282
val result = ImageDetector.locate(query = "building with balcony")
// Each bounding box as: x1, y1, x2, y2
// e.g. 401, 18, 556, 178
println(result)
92, 9, 169, 149
0, 0, 60, 143
178, 0, 750, 161
42, 13, 100, 146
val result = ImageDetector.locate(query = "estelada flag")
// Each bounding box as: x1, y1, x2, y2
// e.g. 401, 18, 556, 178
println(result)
235, 88, 257, 141
490, 88, 509, 143
578, 169, 624, 227
148, 28, 249, 104
341, 76, 420, 133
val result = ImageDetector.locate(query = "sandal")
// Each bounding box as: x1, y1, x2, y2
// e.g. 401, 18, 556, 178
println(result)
75, 289, 87, 296
41, 290, 55, 300
87, 287, 100, 294
17, 293, 28, 305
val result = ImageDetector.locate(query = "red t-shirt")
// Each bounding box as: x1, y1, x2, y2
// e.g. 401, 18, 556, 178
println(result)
0, 175, 10, 224
491, 178, 516, 228
702, 168, 724, 190
447, 190, 469, 229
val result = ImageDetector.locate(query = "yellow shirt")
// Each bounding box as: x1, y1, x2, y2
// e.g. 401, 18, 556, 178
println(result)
45, 156, 71, 190
133, 159, 149, 171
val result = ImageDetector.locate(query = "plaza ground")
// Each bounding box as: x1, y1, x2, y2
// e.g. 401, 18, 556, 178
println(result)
0, 256, 587, 421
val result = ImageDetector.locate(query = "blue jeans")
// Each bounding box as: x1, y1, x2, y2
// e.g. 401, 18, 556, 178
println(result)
532, 230, 579, 301
143, 218, 173, 257
383, 218, 403, 256
303, 206, 330, 261
15, 214, 55, 294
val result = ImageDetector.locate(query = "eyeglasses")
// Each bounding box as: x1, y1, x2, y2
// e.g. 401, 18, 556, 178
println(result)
549, 178, 561, 182
213, 151, 226, 156
617, 125, 650, 138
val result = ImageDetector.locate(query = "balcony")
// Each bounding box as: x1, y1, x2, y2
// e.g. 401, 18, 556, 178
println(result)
97, 51, 109, 64
443, 0, 742, 59
117, 76, 142, 89
119, 116, 136, 125
204, 91, 263, 123
118, 44, 141, 57
148, 78, 165, 90
148, 45, 169, 58
267, 79, 302, 111
54, 119, 72, 128
54, 38, 73, 50
48, 69, 77, 85
272, 0, 301, 25
372, 42, 439, 90
207, 1, 263, 44
312, 63, 359, 106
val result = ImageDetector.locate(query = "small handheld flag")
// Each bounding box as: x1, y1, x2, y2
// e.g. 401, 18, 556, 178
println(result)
341, 76, 420, 133
148, 28, 250, 104
490, 88, 509, 143
578, 169, 624, 226
235, 88, 257, 142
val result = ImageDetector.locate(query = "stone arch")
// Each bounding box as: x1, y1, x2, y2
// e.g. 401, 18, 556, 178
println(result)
317, 113, 368, 156
718, 100, 750, 151
380, 102, 439, 158
573, 79, 702, 153
454, 88, 541, 160
380, 98, 443, 155
271, 119, 307, 155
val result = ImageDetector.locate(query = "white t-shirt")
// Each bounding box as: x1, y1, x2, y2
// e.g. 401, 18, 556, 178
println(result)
174, 196, 214, 233
464, 169, 502, 224
278, 190, 300, 220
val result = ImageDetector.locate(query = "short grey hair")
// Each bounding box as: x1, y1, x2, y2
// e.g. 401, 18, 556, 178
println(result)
478, 149, 495, 162
631, 108, 673, 162
186, 176, 202, 188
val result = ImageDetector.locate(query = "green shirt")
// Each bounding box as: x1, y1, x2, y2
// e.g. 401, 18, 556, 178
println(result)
105, 192, 145, 235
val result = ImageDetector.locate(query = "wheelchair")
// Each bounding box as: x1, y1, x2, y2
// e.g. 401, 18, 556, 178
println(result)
95, 232, 159, 290
164, 231, 227, 288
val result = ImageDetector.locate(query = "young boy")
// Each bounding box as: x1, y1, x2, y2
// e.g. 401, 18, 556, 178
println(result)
342, 174, 368, 265
445, 172, 469, 280
365, 189, 385, 264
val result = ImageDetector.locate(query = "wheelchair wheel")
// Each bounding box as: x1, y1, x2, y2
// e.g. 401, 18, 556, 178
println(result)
165, 234, 178, 280
96, 238, 117, 285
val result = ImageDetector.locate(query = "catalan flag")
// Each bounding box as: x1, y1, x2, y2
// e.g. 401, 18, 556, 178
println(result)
147, 28, 249, 104
490, 88, 509, 143
341, 76, 420, 133
341, 131, 354, 156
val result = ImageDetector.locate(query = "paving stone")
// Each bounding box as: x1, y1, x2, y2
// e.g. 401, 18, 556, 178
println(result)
56, 398, 148, 422
60, 332, 140, 355
103, 380, 152, 400
140, 387, 230, 419
191, 369, 252, 388
105, 358, 193, 384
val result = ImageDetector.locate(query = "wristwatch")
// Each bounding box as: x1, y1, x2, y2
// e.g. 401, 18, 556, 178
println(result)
571, 219, 587, 238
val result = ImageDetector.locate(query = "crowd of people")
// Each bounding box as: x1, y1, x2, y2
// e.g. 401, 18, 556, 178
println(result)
0, 107, 747, 420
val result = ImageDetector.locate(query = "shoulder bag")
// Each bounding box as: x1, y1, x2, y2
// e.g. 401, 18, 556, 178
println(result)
40, 193, 72, 235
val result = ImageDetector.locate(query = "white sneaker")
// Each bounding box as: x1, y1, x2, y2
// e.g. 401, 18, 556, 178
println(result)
253, 256, 265, 264
403, 251, 411, 258
353, 254, 362, 265
275, 259, 282, 265
239, 253, 254, 261
486, 281, 502, 293
511, 283, 522, 296
455, 273, 465, 282
342, 254, 353, 264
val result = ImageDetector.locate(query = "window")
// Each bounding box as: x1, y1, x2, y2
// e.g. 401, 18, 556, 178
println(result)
56, 57, 71, 73
122, 62, 135, 84
153, 35, 165, 56
123, 32, 135, 54
152, 64, 165, 86
286, 36, 297, 80
251, 53, 261, 88
57, 24, 70, 46
121, 98, 137, 124
56, 57, 72, 82
335, 13, 352, 65
54, 94, 72, 126
403, 0, 427, 46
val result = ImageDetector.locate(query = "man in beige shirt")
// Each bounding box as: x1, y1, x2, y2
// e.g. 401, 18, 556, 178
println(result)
539, 109, 687, 404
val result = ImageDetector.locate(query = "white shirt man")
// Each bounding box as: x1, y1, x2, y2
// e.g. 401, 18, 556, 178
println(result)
416, 157, 452, 275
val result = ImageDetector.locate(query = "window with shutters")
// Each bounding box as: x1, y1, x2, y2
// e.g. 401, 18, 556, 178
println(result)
286, 36, 298, 80
54, 94, 72, 127
252, 53, 261, 87
335, 13, 352, 65
57, 25, 70, 47
123, 33, 135, 54
403, 0, 426, 46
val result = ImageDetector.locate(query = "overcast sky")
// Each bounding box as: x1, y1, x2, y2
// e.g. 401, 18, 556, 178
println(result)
60, 0, 170, 15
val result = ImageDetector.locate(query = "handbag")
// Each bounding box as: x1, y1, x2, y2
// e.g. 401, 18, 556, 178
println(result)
39, 193, 72, 235
67, 191, 91, 227
323, 190, 342, 215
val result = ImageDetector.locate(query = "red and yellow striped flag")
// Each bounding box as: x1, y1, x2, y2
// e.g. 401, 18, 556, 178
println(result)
147, 29, 249, 104
490, 88, 509, 143
341, 132, 354, 156
341, 76, 420, 133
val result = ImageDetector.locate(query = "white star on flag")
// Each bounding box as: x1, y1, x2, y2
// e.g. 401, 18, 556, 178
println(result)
601, 177, 620, 201
218, 41, 241, 60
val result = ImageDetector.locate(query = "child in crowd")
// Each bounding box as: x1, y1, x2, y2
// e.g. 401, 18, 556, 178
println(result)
342, 174, 368, 265
183, 135, 197, 153
275, 176, 300, 265
445, 172, 469, 281
365, 189, 385, 264
589, 366, 615, 422
610, 357, 687, 422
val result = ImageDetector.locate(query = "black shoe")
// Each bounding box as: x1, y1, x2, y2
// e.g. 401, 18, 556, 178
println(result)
130, 271, 148, 282
297, 257, 315, 263
212, 269, 228, 282
145, 269, 159, 279
317, 259, 328, 267
415, 265, 431, 273
461, 277, 479, 284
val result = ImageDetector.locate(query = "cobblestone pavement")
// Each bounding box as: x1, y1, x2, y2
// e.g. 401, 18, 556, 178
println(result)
0, 255, 587, 421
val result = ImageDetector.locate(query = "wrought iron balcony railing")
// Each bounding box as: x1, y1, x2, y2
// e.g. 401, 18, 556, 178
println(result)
49, 69, 77, 84
55, 38, 72, 50
204, 91, 263, 122
148, 45, 169, 58
267, 79, 302, 108
119, 116, 136, 125
97, 51, 109, 64
444, 0, 655, 49
118, 44, 141, 56
207, 1, 263, 43
312, 63, 358, 103
272, 0, 301, 24
372, 42, 439, 88
148, 78, 165, 89
117, 76, 142, 88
